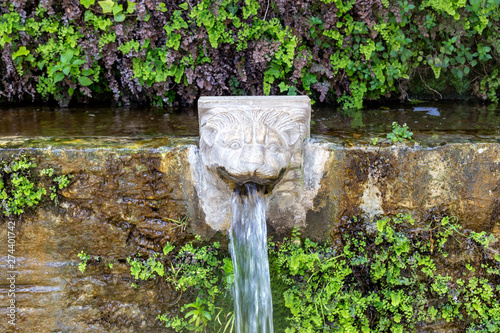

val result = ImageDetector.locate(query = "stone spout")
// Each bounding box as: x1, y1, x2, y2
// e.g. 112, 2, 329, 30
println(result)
198, 96, 311, 193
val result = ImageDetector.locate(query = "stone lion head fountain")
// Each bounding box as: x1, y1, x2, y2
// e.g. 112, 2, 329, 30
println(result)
198, 96, 310, 193
200, 99, 309, 192
190, 96, 326, 233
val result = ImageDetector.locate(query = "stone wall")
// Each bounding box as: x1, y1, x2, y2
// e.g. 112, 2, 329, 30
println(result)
0, 136, 499, 332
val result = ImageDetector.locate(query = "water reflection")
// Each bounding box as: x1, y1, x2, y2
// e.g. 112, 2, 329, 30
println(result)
0, 103, 498, 141
312, 102, 500, 139
0, 106, 199, 137
413, 107, 440, 116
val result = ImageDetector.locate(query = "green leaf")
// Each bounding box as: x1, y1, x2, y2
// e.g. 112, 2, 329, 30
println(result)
68, 87, 74, 96
80, 0, 96, 9
163, 242, 175, 255
377, 218, 388, 232
62, 66, 71, 76
303, 73, 317, 87
265, 66, 281, 78
78, 76, 93, 86
61, 50, 74, 64
464, 66, 470, 75
392, 324, 403, 333
81, 69, 93, 76
185, 309, 197, 319
174, 65, 184, 84
391, 291, 401, 307
54, 72, 65, 83
179, 2, 188, 10
473, 302, 484, 315
114, 12, 126, 22
157, 3, 168, 12
278, 82, 290, 92
126, 0, 136, 13
112, 3, 123, 15
98, 0, 115, 13
72, 59, 85, 66
12, 46, 30, 60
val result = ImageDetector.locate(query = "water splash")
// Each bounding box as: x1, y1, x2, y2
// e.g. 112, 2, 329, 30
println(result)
229, 183, 273, 333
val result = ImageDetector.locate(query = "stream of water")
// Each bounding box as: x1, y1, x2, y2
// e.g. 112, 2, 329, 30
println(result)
229, 183, 273, 333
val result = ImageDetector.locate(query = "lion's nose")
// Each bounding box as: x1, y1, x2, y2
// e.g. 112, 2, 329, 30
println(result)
240, 145, 265, 166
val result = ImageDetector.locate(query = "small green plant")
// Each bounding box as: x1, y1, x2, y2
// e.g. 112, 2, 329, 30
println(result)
166, 216, 189, 232
127, 253, 165, 280
470, 231, 498, 248
128, 239, 233, 332
77, 250, 90, 273
0, 155, 71, 216
214, 309, 235, 333
54, 174, 72, 189
371, 137, 379, 145
39, 168, 54, 177
80, 0, 130, 22
184, 296, 212, 331
387, 122, 414, 143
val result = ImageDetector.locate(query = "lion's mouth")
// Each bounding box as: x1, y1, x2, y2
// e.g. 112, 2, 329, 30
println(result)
216, 167, 286, 194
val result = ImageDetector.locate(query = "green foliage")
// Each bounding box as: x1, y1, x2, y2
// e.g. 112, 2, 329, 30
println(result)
470, 231, 498, 248
3, 1, 500, 109
184, 297, 212, 331
387, 122, 414, 143
77, 250, 102, 273
127, 253, 165, 280
115, 213, 500, 332
80, 0, 95, 9
272, 214, 500, 332
128, 239, 233, 332
77, 250, 90, 273
165, 216, 189, 232
420, 0, 466, 19
54, 175, 71, 189
0, 154, 71, 216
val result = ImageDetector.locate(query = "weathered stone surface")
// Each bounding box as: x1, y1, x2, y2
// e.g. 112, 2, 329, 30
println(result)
0, 138, 195, 333
321, 141, 500, 240
0, 136, 499, 332
196, 96, 311, 231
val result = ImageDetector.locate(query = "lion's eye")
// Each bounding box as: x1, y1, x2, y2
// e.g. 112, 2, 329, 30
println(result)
229, 141, 241, 149
268, 144, 278, 153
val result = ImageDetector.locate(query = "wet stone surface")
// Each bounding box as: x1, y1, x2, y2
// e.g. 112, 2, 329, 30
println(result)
0, 141, 196, 332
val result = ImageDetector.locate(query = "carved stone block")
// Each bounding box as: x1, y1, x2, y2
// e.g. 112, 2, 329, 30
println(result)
198, 96, 311, 191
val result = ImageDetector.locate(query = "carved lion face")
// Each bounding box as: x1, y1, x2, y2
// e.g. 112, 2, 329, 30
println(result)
200, 107, 307, 188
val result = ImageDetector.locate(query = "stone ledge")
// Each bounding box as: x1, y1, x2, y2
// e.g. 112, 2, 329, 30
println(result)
0, 137, 499, 332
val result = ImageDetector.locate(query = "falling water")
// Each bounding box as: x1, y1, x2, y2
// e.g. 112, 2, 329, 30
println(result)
229, 183, 273, 333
